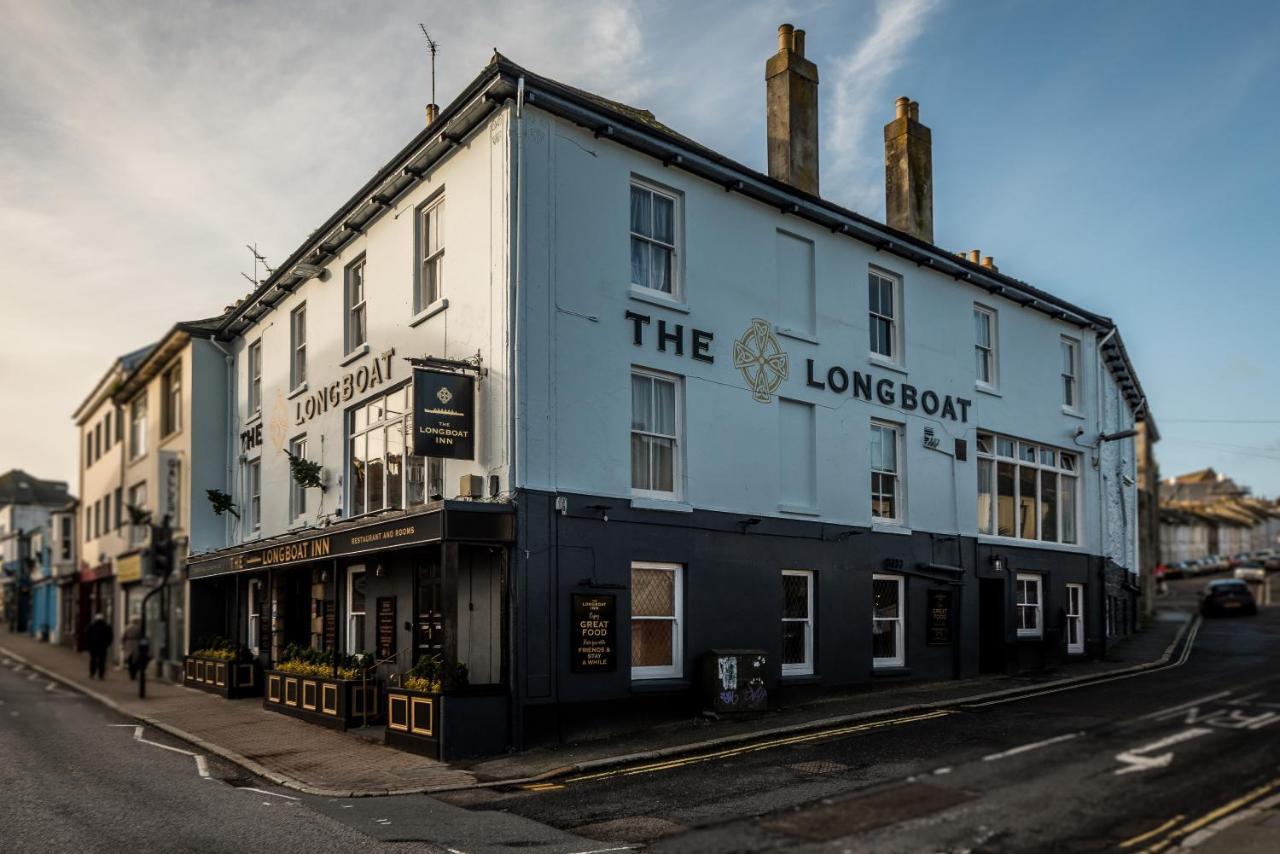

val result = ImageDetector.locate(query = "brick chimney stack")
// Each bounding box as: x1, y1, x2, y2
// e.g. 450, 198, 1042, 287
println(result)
766, 23, 820, 195
884, 96, 933, 243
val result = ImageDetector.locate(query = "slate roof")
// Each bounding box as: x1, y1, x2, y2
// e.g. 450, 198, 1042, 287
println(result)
0, 470, 72, 509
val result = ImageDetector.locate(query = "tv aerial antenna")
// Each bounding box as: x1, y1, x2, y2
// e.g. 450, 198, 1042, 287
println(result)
419, 24, 439, 108
241, 243, 274, 287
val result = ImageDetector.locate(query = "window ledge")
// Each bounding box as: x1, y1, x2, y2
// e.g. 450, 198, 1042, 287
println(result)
628, 286, 688, 313
872, 522, 912, 536
630, 497, 693, 513
630, 677, 690, 693
1016, 632, 1044, 642
409, 297, 449, 327
868, 356, 908, 376
1061, 406, 1086, 420
778, 504, 819, 517
977, 535, 1085, 554
287, 383, 309, 400
340, 343, 370, 366
780, 672, 820, 684
975, 383, 1001, 398
244, 412, 262, 427
871, 666, 911, 677
775, 326, 819, 345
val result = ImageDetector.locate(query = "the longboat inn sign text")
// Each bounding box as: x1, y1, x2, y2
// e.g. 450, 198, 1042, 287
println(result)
412, 367, 476, 459
625, 311, 972, 420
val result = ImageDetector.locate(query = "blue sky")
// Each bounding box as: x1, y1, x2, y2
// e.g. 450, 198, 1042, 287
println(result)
1, 0, 1278, 495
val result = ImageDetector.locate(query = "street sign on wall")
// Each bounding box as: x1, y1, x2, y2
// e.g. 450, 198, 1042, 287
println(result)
412, 368, 475, 459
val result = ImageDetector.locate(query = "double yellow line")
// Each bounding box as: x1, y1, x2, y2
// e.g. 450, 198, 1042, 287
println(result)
521, 709, 950, 791
1119, 775, 1280, 852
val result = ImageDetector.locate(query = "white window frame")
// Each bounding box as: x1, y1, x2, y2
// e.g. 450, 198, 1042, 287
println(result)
630, 561, 683, 680
247, 579, 262, 656
347, 384, 424, 516
346, 565, 366, 656
415, 195, 445, 312
976, 431, 1080, 545
870, 420, 903, 525
289, 436, 308, 522
868, 267, 902, 364
630, 368, 683, 501
290, 303, 307, 391
872, 573, 906, 668
1061, 336, 1079, 412
1065, 582, 1084, 654
129, 394, 147, 461
974, 304, 998, 390
1016, 573, 1043, 639
247, 458, 261, 534
247, 340, 262, 416
345, 256, 368, 354
629, 177, 682, 299
781, 569, 815, 676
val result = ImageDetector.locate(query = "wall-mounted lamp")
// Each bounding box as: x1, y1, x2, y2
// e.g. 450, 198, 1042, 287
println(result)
990, 555, 1005, 574
375, 564, 384, 578
585, 504, 611, 523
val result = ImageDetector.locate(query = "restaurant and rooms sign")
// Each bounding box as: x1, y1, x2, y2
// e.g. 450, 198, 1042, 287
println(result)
412, 367, 476, 459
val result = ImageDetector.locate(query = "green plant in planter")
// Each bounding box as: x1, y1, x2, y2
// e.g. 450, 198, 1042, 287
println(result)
126, 504, 152, 527
190, 636, 243, 661
286, 452, 325, 491
276, 644, 367, 680
402, 655, 443, 693
206, 489, 240, 518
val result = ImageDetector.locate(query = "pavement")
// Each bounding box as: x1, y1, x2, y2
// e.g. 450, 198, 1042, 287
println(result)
1, 606, 1189, 798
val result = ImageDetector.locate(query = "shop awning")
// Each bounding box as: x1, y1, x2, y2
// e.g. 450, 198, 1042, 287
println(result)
186, 501, 514, 581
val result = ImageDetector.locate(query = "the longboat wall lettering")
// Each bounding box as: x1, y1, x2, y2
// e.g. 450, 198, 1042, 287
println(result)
293, 348, 397, 427
622, 311, 971, 422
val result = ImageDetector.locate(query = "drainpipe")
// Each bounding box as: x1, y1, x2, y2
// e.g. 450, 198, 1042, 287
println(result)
509, 79, 525, 752
1094, 327, 1117, 648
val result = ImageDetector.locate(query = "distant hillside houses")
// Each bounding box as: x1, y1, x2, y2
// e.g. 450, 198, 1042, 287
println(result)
1159, 468, 1280, 562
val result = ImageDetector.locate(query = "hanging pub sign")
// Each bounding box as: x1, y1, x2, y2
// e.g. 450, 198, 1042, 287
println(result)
412, 368, 476, 459
927, 589, 953, 645
570, 593, 616, 673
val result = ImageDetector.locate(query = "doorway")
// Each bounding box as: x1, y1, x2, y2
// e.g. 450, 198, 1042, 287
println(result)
978, 577, 1007, 673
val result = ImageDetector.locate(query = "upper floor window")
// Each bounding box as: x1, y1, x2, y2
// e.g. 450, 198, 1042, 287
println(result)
974, 305, 997, 388
161, 361, 182, 437
247, 340, 262, 415
630, 369, 681, 499
129, 395, 147, 460
94, 422, 102, 461
127, 481, 148, 546
345, 257, 367, 354
416, 196, 445, 311
59, 516, 72, 560
247, 458, 261, 534
85, 432, 94, 467
868, 269, 900, 362
1061, 337, 1079, 411
870, 420, 902, 524
290, 304, 307, 391
348, 384, 428, 516
630, 180, 679, 297
104, 411, 112, 449
976, 432, 1079, 544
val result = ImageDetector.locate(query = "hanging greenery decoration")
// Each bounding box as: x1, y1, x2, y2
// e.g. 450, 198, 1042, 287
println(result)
286, 452, 325, 491
126, 503, 152, 527
205, 489, 240, 518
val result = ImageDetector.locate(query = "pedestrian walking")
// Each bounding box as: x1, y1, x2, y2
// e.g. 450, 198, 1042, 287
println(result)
122, 616, 143, 680
1155, 564, 1168, 596
86, 613, 112, 680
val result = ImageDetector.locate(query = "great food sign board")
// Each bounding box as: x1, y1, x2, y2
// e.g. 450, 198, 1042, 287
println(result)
412, 368, 475, 459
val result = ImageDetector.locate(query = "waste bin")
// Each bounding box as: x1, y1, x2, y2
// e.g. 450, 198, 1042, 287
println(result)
702, 649, 768, 714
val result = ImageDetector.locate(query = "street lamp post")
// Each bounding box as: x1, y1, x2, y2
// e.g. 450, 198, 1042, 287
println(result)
137, 515, 175, 700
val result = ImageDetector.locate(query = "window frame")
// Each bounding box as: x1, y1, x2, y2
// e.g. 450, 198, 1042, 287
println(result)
127, 481, 148, 547
415, 194, 446, 312
630, 561, 684, 681
247, 578, 262, 656
629, 368, 684, 501
976, 431, 1080, 545
247, 458, 261, 535
290, 303, 307, 392
868, 267, 902, 364
346, 383, 426, 516
1016, 573, 1043, 639
345, 256, 368, 355
1061, 336, 1080, 412
1065, 582, 1084, 654
781, 569, 815, 676
289, 435, 308, 522
629, 177, 682, 300
247, 340, 263, 416
129, 394, 147, 461
870, 419, 904, 525
346, 565, 367, 656
161, 360, 182, 438
974, 304, 998, 390
872, 573, 906, 669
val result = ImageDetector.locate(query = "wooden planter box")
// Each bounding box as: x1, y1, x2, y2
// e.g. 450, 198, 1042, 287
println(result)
263, 670, 381, 731
384, 685, 509, 759
183, 655, 262, 699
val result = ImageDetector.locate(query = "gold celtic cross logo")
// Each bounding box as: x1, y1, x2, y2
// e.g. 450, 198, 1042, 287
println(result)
436, 386, 453, 404
733, 318, 789, 403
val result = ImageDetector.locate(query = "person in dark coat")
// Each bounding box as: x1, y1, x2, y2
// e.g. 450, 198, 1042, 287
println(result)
122, 617, 142, 680
86, 613, 112, 680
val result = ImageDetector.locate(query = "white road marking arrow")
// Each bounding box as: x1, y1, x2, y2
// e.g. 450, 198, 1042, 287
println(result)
1113, 727, 1212, 775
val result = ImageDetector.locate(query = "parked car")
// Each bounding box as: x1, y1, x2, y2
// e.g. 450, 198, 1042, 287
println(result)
1200, 579, 1258, 617
1165, 561, 1188, 580
1228, 553, 1252, 569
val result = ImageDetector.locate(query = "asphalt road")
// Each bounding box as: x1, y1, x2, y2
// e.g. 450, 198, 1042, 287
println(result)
445, 581, 1280, 852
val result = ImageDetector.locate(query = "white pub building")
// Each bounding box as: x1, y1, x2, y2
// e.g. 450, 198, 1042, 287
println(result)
186, 27, 1148, 753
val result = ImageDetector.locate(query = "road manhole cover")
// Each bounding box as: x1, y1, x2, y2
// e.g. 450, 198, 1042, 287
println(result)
788, 760, 849, 775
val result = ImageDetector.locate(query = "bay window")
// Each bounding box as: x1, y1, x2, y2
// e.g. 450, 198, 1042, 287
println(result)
977, 432, 1079, 544
348, 384, 428, 516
